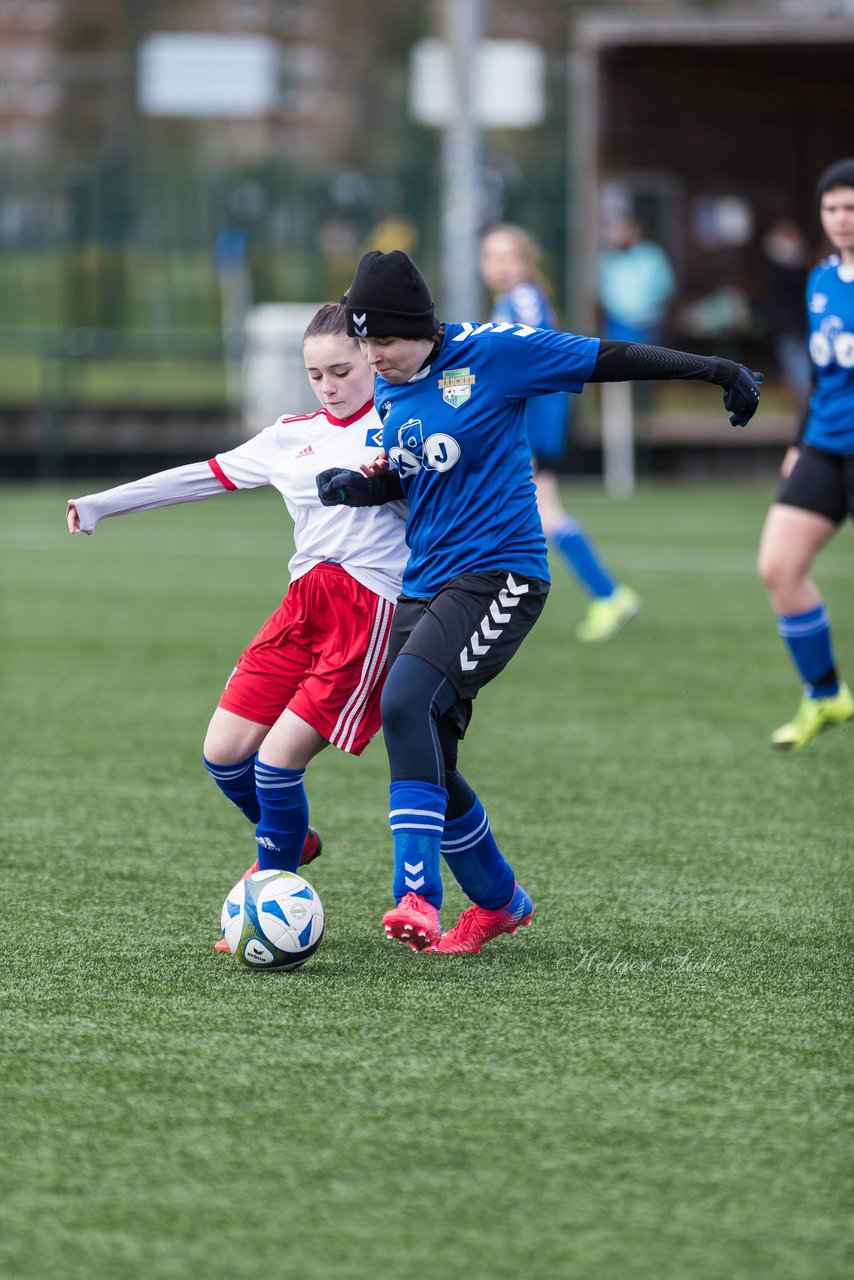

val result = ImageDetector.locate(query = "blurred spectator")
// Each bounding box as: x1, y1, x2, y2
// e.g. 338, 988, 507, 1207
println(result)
759, 217, 811, 409
480, 222, 641, 643
597, 213, 676, 345
365, 214, 418, 256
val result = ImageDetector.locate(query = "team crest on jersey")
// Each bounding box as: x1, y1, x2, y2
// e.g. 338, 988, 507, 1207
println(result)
365, 425, 383, 448
438, 367, 475, 408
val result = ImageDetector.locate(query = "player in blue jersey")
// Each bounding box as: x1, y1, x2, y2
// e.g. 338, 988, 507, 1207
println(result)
317, 249, 762, 954
757, 159, 854, 749
480, 224, 640, 642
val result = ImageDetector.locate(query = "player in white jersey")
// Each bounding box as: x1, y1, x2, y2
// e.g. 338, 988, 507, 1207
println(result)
319, 249, 762, 955
757, 158, 854, 749
67, 304, 409, 943
480, 223, 640, 642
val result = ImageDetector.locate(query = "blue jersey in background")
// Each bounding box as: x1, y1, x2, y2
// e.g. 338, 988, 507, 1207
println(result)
805, 255, 854, 453
489, 282, 571, 463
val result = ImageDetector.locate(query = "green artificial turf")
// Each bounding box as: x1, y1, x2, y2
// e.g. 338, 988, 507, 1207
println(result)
1, 480, 851, 1280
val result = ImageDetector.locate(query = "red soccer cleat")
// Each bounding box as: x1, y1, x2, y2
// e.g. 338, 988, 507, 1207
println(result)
382, 892, 441, 951
299, 826, 323, 867
425, 884, 533, 955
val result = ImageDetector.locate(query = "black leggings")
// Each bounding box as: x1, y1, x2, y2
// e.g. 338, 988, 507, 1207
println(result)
380, 652, 476, 822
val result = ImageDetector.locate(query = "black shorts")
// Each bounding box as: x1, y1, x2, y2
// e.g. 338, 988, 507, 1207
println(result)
390, 570, 549, 729
778, 444, 854, 525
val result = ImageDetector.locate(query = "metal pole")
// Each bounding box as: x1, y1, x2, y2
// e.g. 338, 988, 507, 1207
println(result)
439, 0, 484, 319
569, 26, 636, 495
600, 381, 636, 497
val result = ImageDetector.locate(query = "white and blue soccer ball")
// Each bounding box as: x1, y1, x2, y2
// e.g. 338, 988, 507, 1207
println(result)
220, 869, 325, 971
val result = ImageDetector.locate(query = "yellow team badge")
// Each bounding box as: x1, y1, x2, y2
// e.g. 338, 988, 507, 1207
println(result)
438, 367, 475, 408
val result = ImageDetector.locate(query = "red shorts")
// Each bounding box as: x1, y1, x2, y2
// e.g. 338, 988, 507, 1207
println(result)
218, 562, 395, 755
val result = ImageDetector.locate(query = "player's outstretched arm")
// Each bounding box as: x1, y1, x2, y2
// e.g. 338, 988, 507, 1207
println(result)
67, 461, 232, 535
588, 339, 763, 427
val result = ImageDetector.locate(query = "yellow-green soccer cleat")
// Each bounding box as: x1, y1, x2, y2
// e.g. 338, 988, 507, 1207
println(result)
576, 585, 641, 643
770, 683, 854, 750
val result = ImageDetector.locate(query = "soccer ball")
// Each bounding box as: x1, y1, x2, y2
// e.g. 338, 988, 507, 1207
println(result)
220, 869, 325, 971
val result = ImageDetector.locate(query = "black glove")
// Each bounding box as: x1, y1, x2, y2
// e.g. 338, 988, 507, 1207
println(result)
723, 368, 764, 428
316, 467, 405, 507
316, 468, 375, 506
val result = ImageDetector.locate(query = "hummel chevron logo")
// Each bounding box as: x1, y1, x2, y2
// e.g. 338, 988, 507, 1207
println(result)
452, 322, 493, 341
499, 573, 529, 608
404, 859, 425, 891
452, 322, 538, 343
459, 574, 531, 672
353, 311, 368, 337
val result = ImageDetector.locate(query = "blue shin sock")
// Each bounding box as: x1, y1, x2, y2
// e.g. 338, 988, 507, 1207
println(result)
203, 753, 260, 824
389, 780, 447, 909
441, 795, 515, 910
778, 605, 840, 698
552, 516, 617, 600
254, 761, 309, 872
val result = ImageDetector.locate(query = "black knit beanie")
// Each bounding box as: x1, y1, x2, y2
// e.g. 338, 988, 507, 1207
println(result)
816, 158, 854, 204
344, 250, 436, 339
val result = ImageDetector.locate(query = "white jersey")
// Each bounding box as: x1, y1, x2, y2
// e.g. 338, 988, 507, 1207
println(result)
71, 399, 408, 605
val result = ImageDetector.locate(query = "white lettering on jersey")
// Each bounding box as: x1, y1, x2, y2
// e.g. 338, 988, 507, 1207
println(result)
834, 331, 854, 368
423, 434, 461, 471
389, 417, 462, 476
389, 446, 420, 478
810, 321, 854, 368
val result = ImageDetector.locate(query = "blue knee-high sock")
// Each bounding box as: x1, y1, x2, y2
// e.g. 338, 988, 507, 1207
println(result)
440, 795, 516, 910
552, 516, 617, 600
389, 780, 447, 909
778, 605, 840, 698
203, 753, 260, 824
254, 761, 309, 872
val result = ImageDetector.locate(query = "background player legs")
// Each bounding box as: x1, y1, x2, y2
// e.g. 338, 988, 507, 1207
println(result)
535, 467, 640, 643
757, 502, 852, 746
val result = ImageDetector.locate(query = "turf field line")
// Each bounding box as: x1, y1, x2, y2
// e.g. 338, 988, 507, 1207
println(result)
603, 542, 854, 577
4, 524, 852, 579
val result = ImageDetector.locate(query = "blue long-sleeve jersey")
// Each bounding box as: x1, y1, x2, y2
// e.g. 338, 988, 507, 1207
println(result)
375, 320, 599, 597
